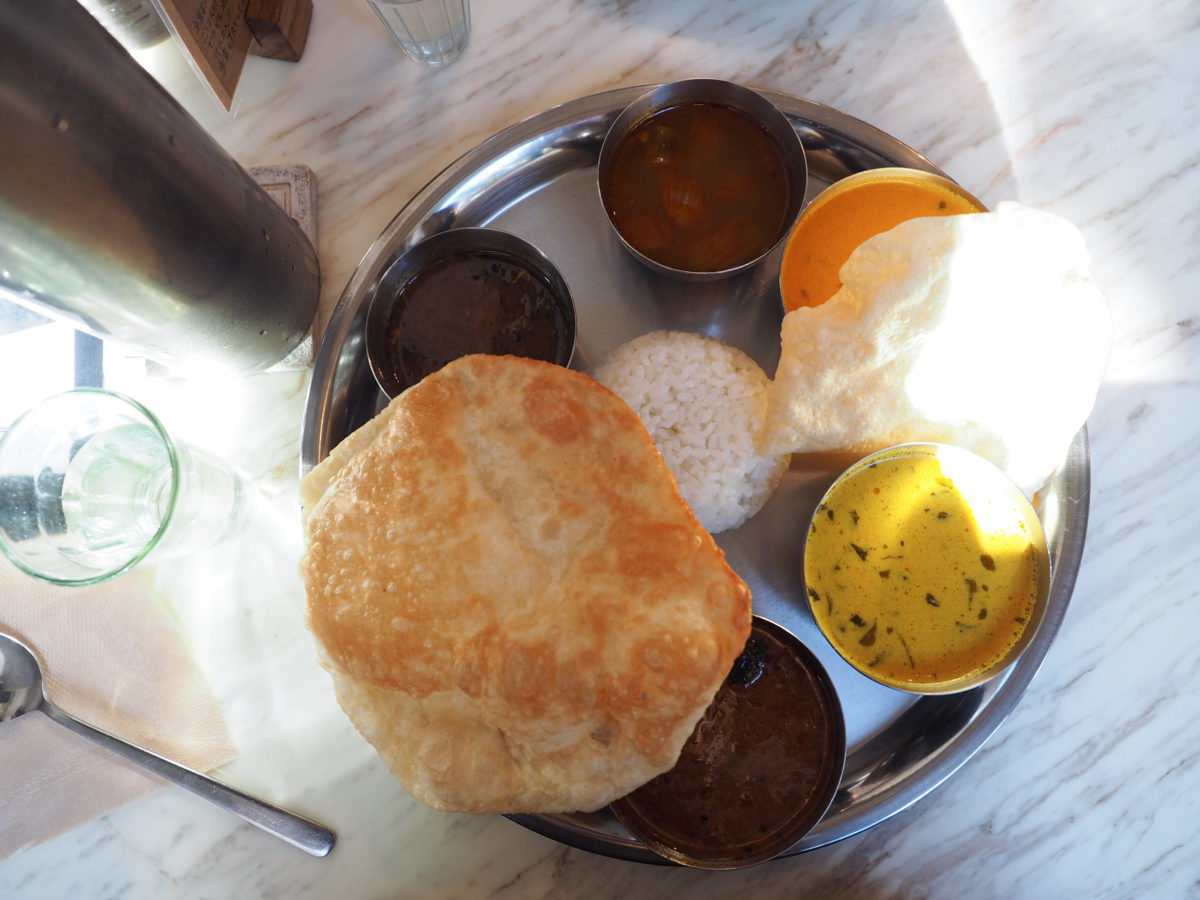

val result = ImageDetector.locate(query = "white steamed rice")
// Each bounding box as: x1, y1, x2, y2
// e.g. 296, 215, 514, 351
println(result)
592, 330, 790, 534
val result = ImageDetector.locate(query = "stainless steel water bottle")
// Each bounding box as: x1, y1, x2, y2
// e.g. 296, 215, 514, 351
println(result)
0, 0, 320, 373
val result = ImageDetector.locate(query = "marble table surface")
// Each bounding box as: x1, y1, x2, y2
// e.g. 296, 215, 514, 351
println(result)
3, 0, 1199, 896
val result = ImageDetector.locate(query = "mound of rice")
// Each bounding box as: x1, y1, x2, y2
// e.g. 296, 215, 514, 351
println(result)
592, 330, 790, 533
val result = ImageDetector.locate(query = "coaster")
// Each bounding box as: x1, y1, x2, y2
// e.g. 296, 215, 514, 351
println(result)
251, 163, 318, 251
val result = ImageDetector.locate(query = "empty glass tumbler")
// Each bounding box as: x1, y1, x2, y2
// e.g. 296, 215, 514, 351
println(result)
0, 390, 255, 586
366, 0, 471, 67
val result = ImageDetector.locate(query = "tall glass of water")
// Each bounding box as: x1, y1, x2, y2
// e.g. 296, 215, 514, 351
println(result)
366, 0, 471, 67
0, 389, 255, 586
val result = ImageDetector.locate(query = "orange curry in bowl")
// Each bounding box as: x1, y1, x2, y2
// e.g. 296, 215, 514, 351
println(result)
779, 167, 985, 311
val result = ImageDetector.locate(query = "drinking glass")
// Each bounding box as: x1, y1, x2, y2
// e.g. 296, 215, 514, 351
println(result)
0, 389, 255, 585
366, 0, 470, 67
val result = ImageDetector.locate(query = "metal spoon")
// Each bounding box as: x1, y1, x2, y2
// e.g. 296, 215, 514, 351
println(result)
0, 630, 335, 857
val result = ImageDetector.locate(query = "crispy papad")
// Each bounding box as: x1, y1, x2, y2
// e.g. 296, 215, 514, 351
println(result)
761, 202, 1111, 495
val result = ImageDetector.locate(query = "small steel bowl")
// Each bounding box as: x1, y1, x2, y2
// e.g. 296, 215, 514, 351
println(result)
597, 79, 808, 281
365, 227, 577, 399
803, 443, 1052, 694
610, 616, 845, 869
779, 166, 986, 312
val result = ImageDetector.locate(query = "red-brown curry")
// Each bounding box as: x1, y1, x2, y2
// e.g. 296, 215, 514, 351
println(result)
602, 103, 791, 273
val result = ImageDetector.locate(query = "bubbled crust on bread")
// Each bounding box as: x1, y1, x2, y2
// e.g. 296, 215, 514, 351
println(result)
301, 355, 751, 814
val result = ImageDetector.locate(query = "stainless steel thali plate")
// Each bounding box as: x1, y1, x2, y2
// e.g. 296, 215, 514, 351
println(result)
301, 85, 1090, 863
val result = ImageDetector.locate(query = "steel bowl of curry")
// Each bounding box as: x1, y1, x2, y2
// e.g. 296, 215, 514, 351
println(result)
364, 227, 577, 398
803, 443, 1052, 694
609, 616, 846, 869
779, 166, 986, 311
597, 79, 808, 281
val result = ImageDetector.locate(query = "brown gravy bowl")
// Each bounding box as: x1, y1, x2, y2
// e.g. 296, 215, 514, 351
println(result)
365, 227, 576, 399
610, 616, 845, 868
597, 79, 807, 281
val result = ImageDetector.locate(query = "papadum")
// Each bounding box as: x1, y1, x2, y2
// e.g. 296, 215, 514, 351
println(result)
761, 202, 1111, 495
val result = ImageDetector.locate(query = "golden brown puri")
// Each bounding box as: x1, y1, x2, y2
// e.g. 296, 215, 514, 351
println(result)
301, 354, 751, 814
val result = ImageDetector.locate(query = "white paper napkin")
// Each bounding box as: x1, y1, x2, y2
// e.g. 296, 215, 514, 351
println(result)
0, 554, 236, 859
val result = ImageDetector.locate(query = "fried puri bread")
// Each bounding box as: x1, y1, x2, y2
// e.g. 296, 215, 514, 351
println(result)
300, 354, 752, 814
